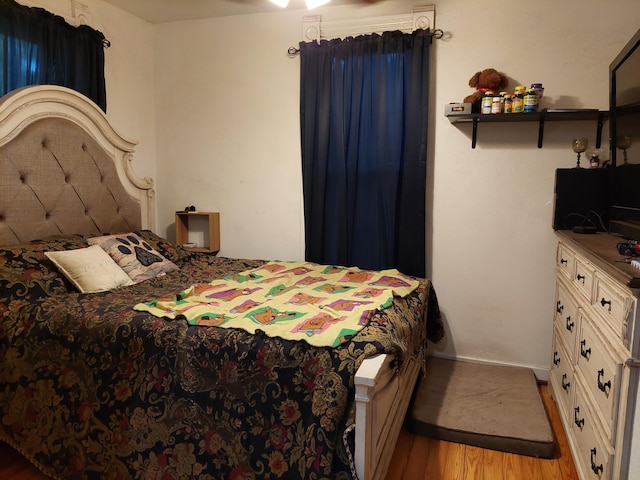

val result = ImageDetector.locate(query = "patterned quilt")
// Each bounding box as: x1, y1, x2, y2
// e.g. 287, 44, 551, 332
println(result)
0, 231, 443, 480
134, 261, 420, 347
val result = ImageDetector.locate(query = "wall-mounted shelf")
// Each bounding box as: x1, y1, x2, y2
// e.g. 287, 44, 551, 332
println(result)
446, 108, 609, 149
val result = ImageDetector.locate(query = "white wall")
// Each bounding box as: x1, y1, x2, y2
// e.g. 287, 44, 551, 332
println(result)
150, 0, 640, 377
152, 3, 421, 260
23, 0, 640, 375
429, 0, 639, 375
153, 10, 305, 260
96, 2, 157, 184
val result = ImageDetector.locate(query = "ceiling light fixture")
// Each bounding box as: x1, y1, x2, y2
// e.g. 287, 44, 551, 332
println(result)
269, 0, 332, 9
305, 0, 331, 8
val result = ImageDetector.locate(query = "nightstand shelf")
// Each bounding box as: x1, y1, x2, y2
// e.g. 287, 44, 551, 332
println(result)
175, 211, 220, 253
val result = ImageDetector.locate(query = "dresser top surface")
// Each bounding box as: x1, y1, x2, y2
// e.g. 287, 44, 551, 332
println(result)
556, 230, 640, 290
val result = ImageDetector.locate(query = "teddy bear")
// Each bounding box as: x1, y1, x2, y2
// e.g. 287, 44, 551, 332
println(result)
463, 68, 509, 112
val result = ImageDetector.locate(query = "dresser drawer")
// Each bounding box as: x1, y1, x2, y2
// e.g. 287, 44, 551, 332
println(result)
557, 242, 575, 280
550, 331, 574, 427
576, 316, 622, 441
593, 273, 633, 342
573, 381, 614, 480
573, 254, 595, 302
555, 280, 579, 361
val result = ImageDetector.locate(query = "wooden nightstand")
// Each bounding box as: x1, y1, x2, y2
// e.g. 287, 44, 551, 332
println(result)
175, 211, 220, 254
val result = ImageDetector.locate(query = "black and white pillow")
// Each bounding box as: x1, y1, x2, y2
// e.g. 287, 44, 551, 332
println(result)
88, 233, 179, 283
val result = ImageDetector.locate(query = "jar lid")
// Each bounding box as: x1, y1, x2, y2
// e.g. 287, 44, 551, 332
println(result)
531, 83, 543, 88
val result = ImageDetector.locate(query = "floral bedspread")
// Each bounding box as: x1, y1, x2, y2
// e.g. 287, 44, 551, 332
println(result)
0, 232, 442, 480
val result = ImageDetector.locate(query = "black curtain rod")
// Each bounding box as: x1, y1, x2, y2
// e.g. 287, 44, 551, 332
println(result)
287, 28, 444, 57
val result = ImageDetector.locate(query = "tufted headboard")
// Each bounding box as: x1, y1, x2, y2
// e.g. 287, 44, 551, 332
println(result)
0, 85, 155, 246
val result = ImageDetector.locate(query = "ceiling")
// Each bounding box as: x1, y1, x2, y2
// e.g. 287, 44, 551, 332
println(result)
101, 0, 369, 24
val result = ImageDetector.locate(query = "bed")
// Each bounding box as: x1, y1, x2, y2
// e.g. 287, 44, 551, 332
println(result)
0, 85, 443, 480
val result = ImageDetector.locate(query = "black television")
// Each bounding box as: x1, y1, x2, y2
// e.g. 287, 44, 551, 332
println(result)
609, 28, 640, 241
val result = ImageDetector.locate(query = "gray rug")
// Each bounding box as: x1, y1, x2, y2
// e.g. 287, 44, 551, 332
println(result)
406, 357, 555, 458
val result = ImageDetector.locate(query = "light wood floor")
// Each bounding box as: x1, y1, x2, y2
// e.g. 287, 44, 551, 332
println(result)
384, 384, 579, 480
0, 384, 577, 480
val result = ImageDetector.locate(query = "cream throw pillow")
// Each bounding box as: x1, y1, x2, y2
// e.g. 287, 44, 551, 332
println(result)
45, 245, 134, 293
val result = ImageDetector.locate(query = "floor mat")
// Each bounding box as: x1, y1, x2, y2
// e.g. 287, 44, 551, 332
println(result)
405, 356, 555, 458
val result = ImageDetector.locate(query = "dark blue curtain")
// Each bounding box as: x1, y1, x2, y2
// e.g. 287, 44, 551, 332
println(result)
0, 0, 108, 111
300, 29, 431, 278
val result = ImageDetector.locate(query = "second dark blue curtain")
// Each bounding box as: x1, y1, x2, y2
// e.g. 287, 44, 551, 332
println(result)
300, 29, 431, 278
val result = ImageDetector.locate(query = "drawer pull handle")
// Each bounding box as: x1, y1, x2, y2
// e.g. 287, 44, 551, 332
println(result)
574, 406, 584, 429
561, 258, 568, 265
600, 297, 612, 311
576, 273, 585, 282
553, 352, 560, 366
580, 340, 591, 359
556, 301, 564, 314
597, 369, 612, 395
562, 373, 570, 391
565, 316, 574, 332
590, 448, 603, 475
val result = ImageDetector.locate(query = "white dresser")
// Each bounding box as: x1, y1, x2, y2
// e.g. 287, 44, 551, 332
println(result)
549, 231, 640, 480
